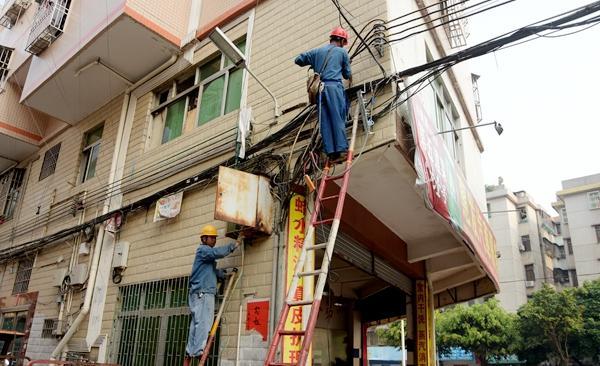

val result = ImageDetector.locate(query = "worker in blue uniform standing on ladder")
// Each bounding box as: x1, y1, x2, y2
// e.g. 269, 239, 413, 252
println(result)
184, 224, 239, 364
295, 27, 353, 163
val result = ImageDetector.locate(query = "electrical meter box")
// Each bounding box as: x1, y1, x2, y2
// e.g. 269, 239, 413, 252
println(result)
113, 241, 130, 269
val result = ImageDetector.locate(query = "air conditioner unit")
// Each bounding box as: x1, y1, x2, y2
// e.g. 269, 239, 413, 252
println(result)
525, 280, 535, 288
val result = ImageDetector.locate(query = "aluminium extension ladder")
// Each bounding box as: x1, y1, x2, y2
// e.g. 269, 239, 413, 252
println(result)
264, 94, 363, 366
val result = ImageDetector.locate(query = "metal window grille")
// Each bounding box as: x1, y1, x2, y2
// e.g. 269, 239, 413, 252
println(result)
565, 238, 573, 255
593, 225, 600, 244
524, 264, 535, 282
440, 0, 468, 49
0, 168, 25, 220
471, 74, 482, 122
588, 191, 600, 209
42, 318, 57, 338
25, 0, 71, 54
12, 257, 34, 294
520, 235, 531, 252
0, 46, 12, 88
110, 276, 222, 366
39, 142, 61, 181
0, 0, 32, 29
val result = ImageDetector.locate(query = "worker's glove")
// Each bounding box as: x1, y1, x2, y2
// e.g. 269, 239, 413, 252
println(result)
223, 267, 238, 276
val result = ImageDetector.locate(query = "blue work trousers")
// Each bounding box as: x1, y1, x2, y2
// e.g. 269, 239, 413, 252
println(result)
186, 291, 215, 357
318, 81, 349, 155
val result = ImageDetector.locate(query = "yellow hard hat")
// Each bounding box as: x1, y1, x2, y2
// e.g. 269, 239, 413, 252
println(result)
200, 224, 218, 237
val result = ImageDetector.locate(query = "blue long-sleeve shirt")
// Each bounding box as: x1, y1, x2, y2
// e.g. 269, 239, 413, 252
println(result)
295, 44, 352, 82
189, 243, 235, 294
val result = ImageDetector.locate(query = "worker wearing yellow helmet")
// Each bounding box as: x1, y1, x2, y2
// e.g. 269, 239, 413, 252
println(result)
185, 224, 239, 360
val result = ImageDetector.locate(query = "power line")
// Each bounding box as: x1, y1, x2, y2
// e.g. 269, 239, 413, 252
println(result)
330, 0, 387, 77
0, 104, 318, 261
394, 1, 600, 80
351, 0, 514, 59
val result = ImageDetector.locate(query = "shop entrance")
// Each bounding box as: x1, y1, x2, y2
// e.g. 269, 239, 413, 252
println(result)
311, 249, 410, 366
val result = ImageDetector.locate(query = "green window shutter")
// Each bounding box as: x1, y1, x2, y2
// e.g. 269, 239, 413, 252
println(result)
199, 57, 221, 82
162, 98, 186, 144
225, 68, 243, 114
198, 76, 225, 125
224, 38, 246, 67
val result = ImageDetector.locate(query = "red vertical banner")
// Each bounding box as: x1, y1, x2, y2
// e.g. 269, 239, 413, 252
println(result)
415, 280, 433, 366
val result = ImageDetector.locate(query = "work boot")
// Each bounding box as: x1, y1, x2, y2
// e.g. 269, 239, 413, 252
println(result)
330, 152, 347, 164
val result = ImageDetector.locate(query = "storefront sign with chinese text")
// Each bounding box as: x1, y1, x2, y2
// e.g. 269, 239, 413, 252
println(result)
410, 94, 498, 288
415, 280, 433, 366
283, 193, 312, 365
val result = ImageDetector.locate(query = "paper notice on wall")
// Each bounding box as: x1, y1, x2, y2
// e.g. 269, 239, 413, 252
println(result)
237, 107, 252, 159
153, 192, 183, 222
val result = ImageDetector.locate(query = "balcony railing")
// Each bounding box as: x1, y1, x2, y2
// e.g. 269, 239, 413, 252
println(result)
440, 0, 469, 49
0, 0, 32, 29
25, 0, 70, 55
0, 46, 12, 91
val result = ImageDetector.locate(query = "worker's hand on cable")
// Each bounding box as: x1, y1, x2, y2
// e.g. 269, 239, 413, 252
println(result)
234, 233, 244, 249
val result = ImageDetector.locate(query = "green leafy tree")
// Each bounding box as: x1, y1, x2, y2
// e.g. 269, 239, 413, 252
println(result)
570, 279, 600, 364
516, 284, 583, 366
435, 298, 516, 366
375, 320, 406, 347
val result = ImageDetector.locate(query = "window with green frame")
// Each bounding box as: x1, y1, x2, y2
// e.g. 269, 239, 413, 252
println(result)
112, 276, 222, 366
151, 37, 246, 145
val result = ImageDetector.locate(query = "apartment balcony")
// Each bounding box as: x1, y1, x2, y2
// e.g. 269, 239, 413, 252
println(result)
0, 0, 32, 29
340, 93, 498, 306
20, 0, 189, 124
25, 0, 69, 55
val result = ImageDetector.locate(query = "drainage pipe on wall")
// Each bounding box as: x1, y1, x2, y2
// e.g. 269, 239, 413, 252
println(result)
50, 54, 178, 359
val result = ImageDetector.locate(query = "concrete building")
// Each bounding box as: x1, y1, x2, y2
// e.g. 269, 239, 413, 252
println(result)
0, 1, 498, 365
553, 174, 600, 286
486, 182, 571, 312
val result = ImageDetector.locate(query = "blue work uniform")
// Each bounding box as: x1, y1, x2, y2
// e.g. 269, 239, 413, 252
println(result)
295, 44, 352, 155
186, 242, 235, 357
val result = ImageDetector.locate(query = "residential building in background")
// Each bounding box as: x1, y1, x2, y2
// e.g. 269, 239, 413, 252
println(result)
0, 0, 498, 365
554, 173, 600, 286
486, 180, 572, 312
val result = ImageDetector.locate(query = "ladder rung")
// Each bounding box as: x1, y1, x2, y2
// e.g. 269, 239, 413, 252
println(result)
279, 329, 305, 336
313, 218, 333, 226
288, 299, 313, 306
320, 194, 339, 201
298, 269, 324, 277
306, 243, 327, 251
325, 174, 345, 181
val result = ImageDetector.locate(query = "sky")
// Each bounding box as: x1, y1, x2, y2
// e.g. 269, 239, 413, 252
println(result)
468, 0, 600, 213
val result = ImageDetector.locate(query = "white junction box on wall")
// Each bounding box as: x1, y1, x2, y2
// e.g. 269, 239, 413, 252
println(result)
70, 263, 89, 285
112, 241, 130, 269
54, 268, 68, 287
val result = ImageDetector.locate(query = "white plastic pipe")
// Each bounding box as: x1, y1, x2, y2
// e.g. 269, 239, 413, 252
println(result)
51, 226, 105, 359
235, 240, 245, 366
51, 53, 179, 359
401, 319, 406, 366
